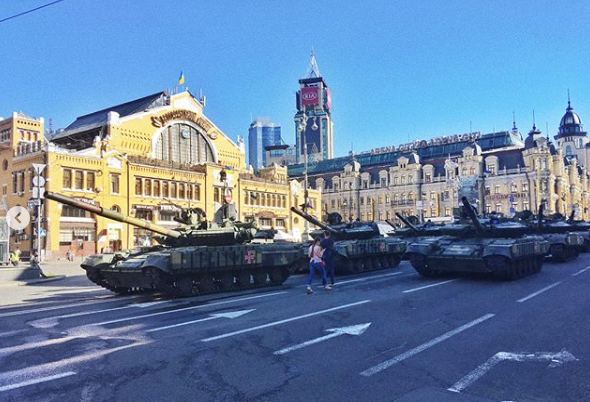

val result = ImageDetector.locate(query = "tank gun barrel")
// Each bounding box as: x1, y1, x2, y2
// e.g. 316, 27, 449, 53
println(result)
290, 207, 338, 235
393, 214, 420, 235
461, 197, 484, 235
45, 191, 182, 239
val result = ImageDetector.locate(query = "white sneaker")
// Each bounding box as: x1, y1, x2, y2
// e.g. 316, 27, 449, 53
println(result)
325, 285, 332, 291
306, 286, 313, 294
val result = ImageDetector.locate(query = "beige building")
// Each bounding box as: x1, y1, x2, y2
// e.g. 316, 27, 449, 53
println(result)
0, 91, 319, 260
290, 104, 590, 224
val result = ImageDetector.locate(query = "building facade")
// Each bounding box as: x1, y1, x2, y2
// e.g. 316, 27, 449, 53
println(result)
294, 52, 334, 164
289, 103, 590, 225
0, 91, 319, 260
248, 117, 281, 170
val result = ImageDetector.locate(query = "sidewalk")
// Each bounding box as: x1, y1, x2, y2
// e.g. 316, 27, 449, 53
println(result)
0, 259, 86, 287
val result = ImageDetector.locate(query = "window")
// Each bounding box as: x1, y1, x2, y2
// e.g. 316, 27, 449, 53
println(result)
63, 169, 72, 189
86, 172, 95, 191
214, 187, 220, 203
445, 207, 451, 217
12, 173, 18, 193
74, 171, 83, 189
170, 182, 177, 198
179, 183, 185, 199
425, 174, 432, 182
145, 179, 152, 196
495, 203, 502, 213
260, 218, 272, 227
495, 186, 501, 194
162, 182, 169, 198
155, 123, 216, 164
488, 164, 496, 175
62, 205, 89, 218
522, 183, 528, 192
486, 204, 492, 214
511, 183, 518, 193
111, 174, 120, 194
381, 178, 387, 187
331, 200, 335, 208
408, 175, 413, 184
360, 197, 365, 206
153, 181, 160, 197
187, 185, 193, 200
195, 185, 201, 201
566, 146, 572, 156
135, 178, 143, 195
470, 167, 475, 176
462, 168, 467, 176
276, 218, 285, 228
523, 202, 530, 210
160, 211, 176, 221
111, 205, 121, 213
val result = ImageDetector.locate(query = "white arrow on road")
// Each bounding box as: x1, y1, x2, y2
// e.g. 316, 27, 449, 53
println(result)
147, 309, 255, 333
448, 349, 578, 393
274, 323, 371, 355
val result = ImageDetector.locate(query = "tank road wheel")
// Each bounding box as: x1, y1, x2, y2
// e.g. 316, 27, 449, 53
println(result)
269, 268, 289, 285
237, 271, 251, 288
485, 256, 514, 280
550, 245, 566, 262
219, 272, 236, 290
341, 259, 355, 274
387, 254, 402, 268
198, 275, 216, 294
174, 276, 195, 297
252, 270, 268, 286
379, 256, 389, 270
409, 254, 437, 277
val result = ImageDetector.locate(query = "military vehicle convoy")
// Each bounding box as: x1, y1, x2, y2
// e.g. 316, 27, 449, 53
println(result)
403, 197, 550, 280
290, 207, 407, 274
45, 192, 305, 297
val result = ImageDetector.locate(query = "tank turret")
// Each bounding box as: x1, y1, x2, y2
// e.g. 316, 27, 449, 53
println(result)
290, 207, 378, 240
45, 191, 256, 247
393, 214, 420, 235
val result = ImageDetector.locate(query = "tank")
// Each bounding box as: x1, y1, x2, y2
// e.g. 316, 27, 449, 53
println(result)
45, 192, 305, 297
290, 207, 407, 274
565, 211, 590, 252
404, 197, 550, 280
531, 207, 583, 262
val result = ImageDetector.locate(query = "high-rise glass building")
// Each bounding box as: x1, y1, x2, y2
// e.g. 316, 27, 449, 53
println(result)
248, 117, 282, 170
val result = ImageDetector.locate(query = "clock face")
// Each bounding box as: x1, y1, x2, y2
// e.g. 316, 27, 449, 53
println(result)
181, 129, 190, 139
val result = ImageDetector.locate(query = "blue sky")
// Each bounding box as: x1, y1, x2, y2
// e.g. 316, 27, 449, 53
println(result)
1, 0, 590, 158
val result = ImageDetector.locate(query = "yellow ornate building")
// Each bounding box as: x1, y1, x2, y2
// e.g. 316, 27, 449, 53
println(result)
0, 91, 319, 260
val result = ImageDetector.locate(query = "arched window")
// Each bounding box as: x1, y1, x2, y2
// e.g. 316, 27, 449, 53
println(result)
154, 123, 215, 164
566, 145, 572, 156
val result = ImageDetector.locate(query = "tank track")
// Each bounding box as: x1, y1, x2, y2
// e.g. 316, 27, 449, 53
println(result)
142, 266, 293, 297
549, 244, 580, 262
85, 270, 150, 295
338, 253, 402, 274
408, 254, 543, 281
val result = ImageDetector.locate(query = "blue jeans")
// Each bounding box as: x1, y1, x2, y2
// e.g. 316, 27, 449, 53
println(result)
307, 261, 327, 286
323, 258, 335, 285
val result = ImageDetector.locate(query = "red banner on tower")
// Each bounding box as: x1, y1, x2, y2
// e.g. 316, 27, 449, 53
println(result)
301, 87, 320, 107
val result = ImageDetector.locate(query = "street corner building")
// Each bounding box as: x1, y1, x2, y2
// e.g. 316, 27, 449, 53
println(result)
288, 101, 590, 225
0, 91, 320, 261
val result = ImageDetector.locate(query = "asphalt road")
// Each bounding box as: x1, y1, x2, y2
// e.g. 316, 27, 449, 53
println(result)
1, 255, 589, 402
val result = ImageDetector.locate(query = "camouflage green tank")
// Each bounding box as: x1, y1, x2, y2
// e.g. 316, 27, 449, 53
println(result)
45, 192, 305, 297
290, 207, 407, 274
405, 197, 549, 280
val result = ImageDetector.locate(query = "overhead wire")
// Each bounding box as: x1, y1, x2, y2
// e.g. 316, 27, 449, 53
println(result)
0, 0, 66, 24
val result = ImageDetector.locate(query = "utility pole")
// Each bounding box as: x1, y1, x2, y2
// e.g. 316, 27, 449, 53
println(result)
32, 163, 46, 262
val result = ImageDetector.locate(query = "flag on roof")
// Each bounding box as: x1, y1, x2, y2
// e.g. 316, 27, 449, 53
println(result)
178, 71, 185, 85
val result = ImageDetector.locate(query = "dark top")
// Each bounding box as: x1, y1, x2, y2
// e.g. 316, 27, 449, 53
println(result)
320, 237, 335, 261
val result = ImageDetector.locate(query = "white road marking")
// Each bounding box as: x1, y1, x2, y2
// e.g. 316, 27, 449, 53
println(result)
202, 300, 371, 342
29, 301, 172, 328
274, 323, 371, 355
0, 371, 77, 392
572, 265, 590, 276
402, 279, 458, 293
147, 309, 255, 333
360, 314, 495, 377
0, 341, 146, 387
517, 281, 562, 303
0, 297, 135, 318
297, 271, 403, 288
448, 349, 577, 393
91, 291, 285, 327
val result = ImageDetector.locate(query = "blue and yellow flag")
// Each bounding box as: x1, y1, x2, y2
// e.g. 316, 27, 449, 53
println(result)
178, 71, 185, 85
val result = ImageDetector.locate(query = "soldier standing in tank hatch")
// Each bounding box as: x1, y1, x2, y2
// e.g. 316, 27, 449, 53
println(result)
320, 230, 336, 286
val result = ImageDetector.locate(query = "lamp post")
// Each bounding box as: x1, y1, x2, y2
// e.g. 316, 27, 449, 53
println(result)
297, 106, 318, 239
